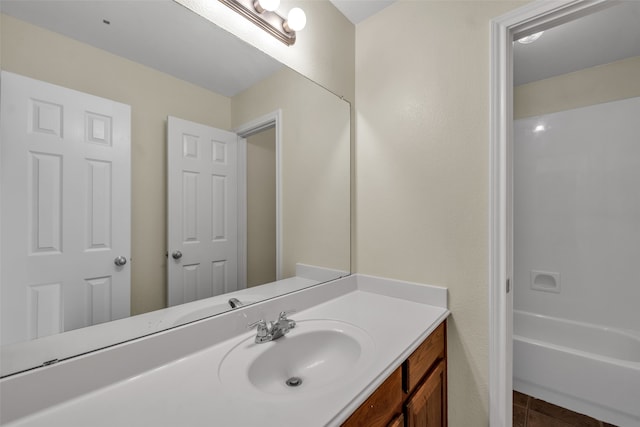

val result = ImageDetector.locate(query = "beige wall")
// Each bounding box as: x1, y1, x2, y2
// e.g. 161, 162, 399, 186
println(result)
355, 2, 524, 425
246, 127, 277, 287
1, 14, 231, 315
232, 68, 351, 278
515, 55, 640, 119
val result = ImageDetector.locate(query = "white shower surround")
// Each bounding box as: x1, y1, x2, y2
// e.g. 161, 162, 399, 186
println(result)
513, 96, 640, 424
514, 96, 640, 332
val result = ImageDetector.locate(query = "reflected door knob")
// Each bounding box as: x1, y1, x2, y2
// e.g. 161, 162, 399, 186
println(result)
172, 251, 183, 260
114, 256, 127, 266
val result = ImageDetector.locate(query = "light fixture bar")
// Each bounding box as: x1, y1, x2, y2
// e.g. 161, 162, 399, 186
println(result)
219, 0, 296, 46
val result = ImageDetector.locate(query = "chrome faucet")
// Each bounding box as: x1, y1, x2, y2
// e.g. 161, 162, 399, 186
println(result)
248, 311, 296, 343
228, 298, 243, 309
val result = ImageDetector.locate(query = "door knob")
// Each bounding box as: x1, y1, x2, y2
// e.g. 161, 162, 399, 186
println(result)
172, 251, 183, 260
114, 256, 127, 266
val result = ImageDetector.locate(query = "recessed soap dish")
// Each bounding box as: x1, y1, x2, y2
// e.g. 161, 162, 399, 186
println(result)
530, 270, 560, 293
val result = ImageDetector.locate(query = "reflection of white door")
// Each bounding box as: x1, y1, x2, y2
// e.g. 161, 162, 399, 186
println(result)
0, 71, 131, 345
167, 117, 239, 306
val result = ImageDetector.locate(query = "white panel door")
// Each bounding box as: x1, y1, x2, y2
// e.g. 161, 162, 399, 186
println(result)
167, 117, 238, 306
0, 71, 131, 345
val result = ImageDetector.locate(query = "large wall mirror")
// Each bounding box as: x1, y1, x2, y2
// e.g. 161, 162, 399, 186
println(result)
0, 0, 350, 376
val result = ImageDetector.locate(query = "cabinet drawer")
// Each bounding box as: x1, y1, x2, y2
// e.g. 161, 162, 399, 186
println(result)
403, 322, 445, 394
342, 367, 402, 427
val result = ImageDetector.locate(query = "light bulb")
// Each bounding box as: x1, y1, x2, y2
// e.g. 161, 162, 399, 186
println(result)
254, 0, 280, 13
517, 31, 544, 44
285, 7, 306, 32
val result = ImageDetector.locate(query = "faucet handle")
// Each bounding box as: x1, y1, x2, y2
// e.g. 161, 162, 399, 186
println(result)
278, 310, 296, 320
247, 319, 264, 328
248, 319, 273, 343
278, 310, 296, 329
248, 319, 269, 337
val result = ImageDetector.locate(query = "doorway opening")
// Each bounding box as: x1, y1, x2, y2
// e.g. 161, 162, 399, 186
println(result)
235, 110, 283, 289
488, 1, 640, 425
245, 125, 277, 287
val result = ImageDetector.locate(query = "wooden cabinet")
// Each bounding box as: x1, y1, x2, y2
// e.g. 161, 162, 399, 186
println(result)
342, 321, 447, 427
387, 413, 405, 427
403, 322, 445, 393
342, 368, 402, 427
404, 360, 446, 427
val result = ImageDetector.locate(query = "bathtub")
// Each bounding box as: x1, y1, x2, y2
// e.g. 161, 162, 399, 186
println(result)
513, 310, 640, 427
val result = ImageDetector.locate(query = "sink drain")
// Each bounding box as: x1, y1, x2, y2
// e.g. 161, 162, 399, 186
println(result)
285, 376, 303, 387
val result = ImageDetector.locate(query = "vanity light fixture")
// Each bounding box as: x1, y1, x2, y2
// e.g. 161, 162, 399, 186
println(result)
254, 0, 279, 13
219, 0, 306, 46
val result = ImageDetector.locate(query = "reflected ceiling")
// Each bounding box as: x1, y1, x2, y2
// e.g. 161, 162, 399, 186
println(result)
1, 0, 284, 97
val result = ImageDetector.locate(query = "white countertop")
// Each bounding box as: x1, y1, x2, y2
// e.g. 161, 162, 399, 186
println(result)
1, 275, 448, 427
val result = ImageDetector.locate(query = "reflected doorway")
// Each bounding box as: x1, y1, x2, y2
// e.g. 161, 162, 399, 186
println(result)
246, 126, 277, 287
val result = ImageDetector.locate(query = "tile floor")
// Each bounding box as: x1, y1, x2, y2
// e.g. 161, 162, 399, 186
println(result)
513, 391, 618, 427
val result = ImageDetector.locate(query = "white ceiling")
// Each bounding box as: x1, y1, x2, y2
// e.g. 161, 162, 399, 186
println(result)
328, 0, 396, 24
0, 0, 284, 97
513, 1, 640, 85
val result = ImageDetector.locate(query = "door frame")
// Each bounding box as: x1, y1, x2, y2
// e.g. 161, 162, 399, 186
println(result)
488, 1, 611, 425
234, 109, 283, 288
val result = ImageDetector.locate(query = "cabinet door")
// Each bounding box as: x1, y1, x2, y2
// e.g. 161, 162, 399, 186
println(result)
405, 360, 446, 427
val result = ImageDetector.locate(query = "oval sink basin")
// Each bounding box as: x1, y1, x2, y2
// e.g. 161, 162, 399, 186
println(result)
218, 319, 375, 397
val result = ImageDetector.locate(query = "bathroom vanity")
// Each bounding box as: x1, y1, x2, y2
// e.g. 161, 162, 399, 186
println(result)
343, 322, 446, 427
0, 275, 448, 427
